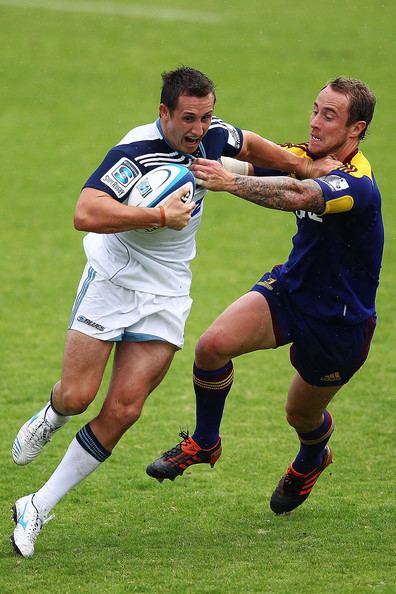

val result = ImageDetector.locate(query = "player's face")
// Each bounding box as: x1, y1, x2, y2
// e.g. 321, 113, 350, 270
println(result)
160, 93, 215, 154
308, 86, 361, 159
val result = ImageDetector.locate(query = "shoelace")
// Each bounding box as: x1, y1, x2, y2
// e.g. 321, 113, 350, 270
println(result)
162, 430, 191, 459
30, 420, 54, 444
27, 513, 54, 541
22, 501, 54, 539
283, 470, 305, 491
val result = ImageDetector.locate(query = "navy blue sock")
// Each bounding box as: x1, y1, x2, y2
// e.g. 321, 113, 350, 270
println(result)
292, 410, 334, 474
191, 361, 233, 449
76, 423, 111, 463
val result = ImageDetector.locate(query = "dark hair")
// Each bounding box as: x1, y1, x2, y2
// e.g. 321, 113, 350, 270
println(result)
160, 66, 216, 113
326, 77, 376, 140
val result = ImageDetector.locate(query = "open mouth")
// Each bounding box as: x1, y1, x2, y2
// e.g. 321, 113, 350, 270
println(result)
184, 136, 200, 147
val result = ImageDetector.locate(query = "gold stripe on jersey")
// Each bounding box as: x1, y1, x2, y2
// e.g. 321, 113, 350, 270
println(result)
323, 195, 354, 214
280, 142, 309, 155
340, 150, 372, 180
193, 370, 234, 390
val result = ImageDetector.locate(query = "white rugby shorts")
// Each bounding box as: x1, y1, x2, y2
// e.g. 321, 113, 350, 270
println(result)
68, 264, 192, 347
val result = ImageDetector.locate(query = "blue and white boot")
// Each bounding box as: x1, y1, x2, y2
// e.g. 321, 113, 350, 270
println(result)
11, 494, 53, 558
12, 402, 67, 465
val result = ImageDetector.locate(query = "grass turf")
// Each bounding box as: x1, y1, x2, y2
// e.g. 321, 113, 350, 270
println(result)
0, 1, 395, 592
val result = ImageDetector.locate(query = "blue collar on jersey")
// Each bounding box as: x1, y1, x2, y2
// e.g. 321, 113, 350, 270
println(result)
156, 118, 206, 159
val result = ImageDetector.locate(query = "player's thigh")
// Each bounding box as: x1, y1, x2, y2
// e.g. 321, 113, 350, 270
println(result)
198, 291, 277, 359
286, 372, 341, 430
90, 341, 176, 448
106, 340, 176, 406
61, 329, 113, 400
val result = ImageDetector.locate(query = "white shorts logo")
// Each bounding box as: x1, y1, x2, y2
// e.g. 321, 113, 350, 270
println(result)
100, 158, 141, 198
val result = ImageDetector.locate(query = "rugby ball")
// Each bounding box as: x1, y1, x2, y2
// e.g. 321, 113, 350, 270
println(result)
128, 164, 195, 208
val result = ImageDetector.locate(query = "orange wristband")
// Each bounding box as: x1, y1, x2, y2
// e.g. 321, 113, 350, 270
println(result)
159, 205, 166, 227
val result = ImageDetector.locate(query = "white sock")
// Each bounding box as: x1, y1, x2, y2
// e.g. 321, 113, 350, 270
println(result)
33, 437, 101, 516
44, 401, 71, 428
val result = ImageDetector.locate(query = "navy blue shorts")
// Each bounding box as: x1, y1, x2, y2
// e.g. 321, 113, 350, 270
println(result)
250, 267, 376, 387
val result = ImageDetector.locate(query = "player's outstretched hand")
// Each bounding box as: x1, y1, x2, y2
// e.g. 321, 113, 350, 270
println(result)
163, 185, 195, 230
190, 158, 234, 192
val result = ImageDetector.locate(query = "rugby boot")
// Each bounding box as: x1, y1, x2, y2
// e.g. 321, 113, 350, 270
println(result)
270, 446, 333, 514
11, 494, 53, 558
12, 402, 70, 465
146, 431, 222, 481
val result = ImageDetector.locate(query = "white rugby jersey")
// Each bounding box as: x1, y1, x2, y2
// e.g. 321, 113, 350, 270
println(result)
82, 118, 243, 296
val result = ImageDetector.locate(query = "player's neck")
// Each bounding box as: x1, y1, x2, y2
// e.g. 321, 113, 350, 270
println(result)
333, 140, 359, 164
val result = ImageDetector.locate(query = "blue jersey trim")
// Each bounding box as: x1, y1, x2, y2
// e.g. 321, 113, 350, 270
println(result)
68, 266, 96, 328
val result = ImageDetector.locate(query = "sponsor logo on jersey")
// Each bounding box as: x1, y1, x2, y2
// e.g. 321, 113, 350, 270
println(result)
320, 175, 350, 192
101, 158, 140, 198
224, 123, 241, 149
77, 315, 105, 332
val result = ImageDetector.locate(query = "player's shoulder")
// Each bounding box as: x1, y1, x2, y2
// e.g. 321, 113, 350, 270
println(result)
338, 150, 372, 180
207, 115, 240, 134
208, 115, 230, 130
116, 121, 160, 146
205, 115, 242, 153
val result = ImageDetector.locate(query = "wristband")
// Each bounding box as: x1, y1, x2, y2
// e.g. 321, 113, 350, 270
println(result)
159, 205, 166, 227
220, 156, 250, 175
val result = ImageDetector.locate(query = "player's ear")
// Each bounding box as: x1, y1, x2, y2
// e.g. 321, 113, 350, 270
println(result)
159, 103, 170, 121
350, 120, 367, 139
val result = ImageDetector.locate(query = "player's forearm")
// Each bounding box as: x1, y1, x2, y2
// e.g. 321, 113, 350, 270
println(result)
241, 132, 309, 178
227, 175, 325, 213
74, 190, 162, 232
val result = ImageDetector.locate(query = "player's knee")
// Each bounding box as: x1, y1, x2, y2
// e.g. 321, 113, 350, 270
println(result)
195, 329, 226, 362
105, 400, 143, 429
285, 404, 321, 433
58, 382, 96, 415
285, 410, 303, 430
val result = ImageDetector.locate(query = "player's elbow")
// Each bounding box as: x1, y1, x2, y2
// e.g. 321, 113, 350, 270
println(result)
74, 207, 93, 231
73, 210, 86, 231
297, 180, 325, 213
74, 188, 104, 231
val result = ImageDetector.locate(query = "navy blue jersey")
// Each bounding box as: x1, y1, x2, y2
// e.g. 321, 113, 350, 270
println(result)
279, 145, 383, 323
83, 117, 243, 201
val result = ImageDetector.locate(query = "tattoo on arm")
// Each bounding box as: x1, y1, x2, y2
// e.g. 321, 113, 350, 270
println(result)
232, 176, 325, 213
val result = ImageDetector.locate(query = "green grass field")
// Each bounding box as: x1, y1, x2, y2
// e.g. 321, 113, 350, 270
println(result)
1, 1, 395, 592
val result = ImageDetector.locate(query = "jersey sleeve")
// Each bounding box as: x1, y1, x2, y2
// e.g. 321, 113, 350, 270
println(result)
252, 165, 284, 177
314, 170, 374, 215
222, 123, 243, 157
82, 147, 142, 202
206, 117, 244, 158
